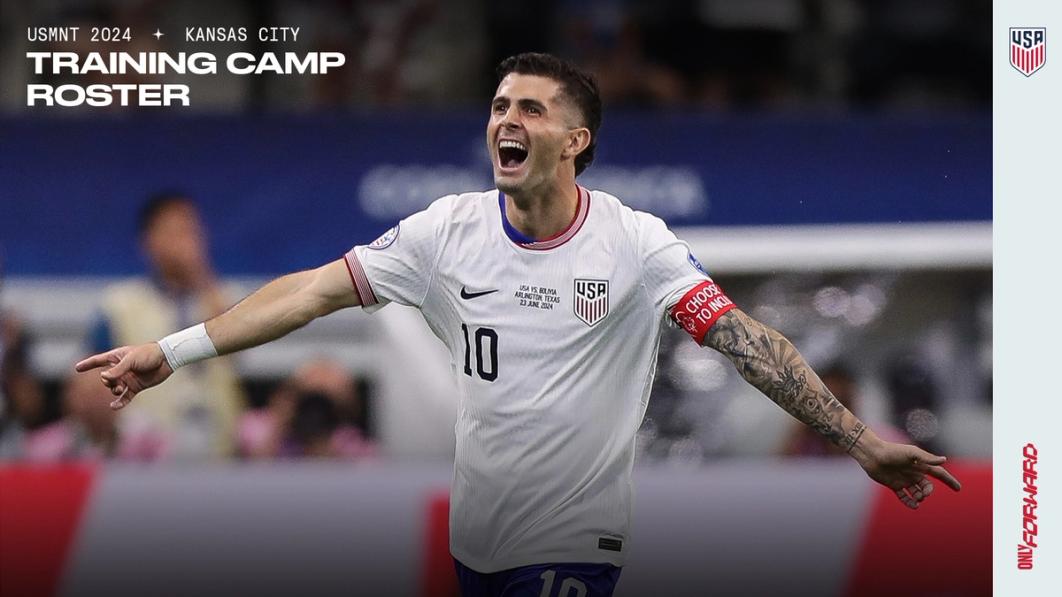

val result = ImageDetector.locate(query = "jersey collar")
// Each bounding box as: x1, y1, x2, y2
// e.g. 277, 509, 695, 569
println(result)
499, 186, 590, 251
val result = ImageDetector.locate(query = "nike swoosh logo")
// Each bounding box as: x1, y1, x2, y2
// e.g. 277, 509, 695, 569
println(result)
461, 287, 499, 300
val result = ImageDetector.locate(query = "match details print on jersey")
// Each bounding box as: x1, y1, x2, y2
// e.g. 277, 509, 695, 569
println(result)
513, 283, 560, 312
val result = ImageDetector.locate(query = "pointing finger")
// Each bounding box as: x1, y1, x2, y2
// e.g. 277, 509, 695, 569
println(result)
75, 350, 119, 372
912, 447, 947, 466
926, 465, 962, 491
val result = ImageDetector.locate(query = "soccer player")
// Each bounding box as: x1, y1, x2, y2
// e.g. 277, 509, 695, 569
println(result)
76, 53, 961, 596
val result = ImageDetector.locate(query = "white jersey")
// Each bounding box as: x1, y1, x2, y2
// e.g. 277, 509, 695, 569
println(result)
345, 187, 711, 572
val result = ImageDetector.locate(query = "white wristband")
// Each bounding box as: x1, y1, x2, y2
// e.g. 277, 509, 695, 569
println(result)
158, 323, 218, 371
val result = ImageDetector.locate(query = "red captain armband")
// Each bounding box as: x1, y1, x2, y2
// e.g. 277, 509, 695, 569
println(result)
669, 280, 737, 344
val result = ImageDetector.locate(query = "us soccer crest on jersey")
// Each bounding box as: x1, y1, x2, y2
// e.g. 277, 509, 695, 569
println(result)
1010, 28, 1046, 77
573, 279, 609, 326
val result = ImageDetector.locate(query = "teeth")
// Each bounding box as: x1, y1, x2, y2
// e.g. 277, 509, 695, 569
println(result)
499, 140, 527, 152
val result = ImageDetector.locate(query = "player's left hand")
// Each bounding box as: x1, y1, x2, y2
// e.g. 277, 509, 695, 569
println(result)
853, 437, 962, 509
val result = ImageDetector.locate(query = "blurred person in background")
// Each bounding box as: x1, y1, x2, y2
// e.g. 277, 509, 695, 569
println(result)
558, 3, 686, 108
0, 310, 48, 458
87, 193, 244, 460
27, 372, 121, 460
238, 359, 376, 459
77, 53, 962, 596
6, 372, 165, 462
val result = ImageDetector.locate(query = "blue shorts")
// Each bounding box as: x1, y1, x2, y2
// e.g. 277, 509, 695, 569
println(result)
454, 559, 622, 597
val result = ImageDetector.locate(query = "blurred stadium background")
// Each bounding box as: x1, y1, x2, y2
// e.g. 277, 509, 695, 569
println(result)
1, 1, 990, 596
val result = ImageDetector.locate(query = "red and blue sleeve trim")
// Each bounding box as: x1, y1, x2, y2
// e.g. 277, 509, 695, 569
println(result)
344, 248, 379, 308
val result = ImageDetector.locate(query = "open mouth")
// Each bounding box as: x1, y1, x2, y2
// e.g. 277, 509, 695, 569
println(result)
498, 139, 529, 170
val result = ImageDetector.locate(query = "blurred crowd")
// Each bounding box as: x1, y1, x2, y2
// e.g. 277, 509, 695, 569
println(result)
1, 192, 992, 464
0, 0, 992, 463
636, 269, 993, 463
0, 195, 377, 463
0, 0, 990, 112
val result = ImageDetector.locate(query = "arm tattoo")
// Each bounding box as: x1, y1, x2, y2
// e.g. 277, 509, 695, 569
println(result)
704, 309, 867, 452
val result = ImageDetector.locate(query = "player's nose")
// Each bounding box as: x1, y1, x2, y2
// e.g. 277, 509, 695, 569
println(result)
499, 106, 521, 129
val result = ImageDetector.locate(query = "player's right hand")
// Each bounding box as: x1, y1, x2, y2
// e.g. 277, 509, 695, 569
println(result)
75, 343, 174, 410
854, 439, 962, 509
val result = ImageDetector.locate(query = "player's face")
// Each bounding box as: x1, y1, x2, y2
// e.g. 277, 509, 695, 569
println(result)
487, 74, 582, 195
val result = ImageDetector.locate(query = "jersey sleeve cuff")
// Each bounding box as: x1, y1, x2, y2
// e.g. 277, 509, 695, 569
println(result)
344, 248, 380, 309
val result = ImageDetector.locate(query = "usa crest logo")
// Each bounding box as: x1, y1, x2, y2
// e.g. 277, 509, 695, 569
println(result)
368, 224, 399, 249
688, 251, 707, 276
1011, 28, 1046, 77
574, 279, 609, 327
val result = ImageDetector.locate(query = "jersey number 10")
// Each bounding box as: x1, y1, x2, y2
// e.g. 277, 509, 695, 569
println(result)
461, 324, 498, 382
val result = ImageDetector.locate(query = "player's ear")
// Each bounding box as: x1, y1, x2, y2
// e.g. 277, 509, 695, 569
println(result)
562, 128, 591, 160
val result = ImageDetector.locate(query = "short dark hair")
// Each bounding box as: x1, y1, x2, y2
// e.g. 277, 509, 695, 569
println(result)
137, 192, 193, 236
496, 53, 602, 176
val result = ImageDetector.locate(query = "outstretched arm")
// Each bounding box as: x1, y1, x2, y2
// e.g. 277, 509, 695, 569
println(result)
75, 258, 359, 409
203, 258, 361, 354
703, 308, 961, 508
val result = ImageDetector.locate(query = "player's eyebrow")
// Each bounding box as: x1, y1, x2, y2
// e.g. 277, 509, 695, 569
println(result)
517, 98, 547, 112
491, 96, 548, 113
